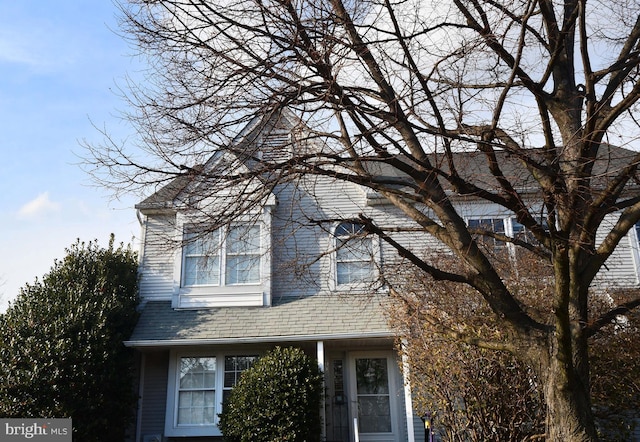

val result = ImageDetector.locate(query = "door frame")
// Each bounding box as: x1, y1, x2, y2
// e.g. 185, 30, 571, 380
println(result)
347, 351, 401, 442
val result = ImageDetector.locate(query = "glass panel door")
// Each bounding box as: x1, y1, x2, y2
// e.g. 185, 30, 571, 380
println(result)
349, 353, 399, 442
356, 358, 391, 433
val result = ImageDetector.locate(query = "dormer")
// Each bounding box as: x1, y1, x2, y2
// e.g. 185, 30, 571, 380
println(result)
172, 197, 275, 309
136, 115, 300, 309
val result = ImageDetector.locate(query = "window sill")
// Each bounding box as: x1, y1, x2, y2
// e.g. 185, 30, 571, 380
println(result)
332, 282, 387, 294
165, 424, 221, 438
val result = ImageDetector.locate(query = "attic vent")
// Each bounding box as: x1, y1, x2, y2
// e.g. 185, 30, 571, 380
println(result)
260, 127, 293, 163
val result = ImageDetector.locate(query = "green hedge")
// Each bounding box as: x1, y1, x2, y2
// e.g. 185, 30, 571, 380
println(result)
0, 237, 139, 441
218, 346, 323, 442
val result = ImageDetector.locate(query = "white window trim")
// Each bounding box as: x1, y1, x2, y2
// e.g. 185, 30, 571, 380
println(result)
181, 225, 261, 288
466, 216, 509, 247
629, 222, 640, 285
165, 350, 259, 438
466, 214, 552, 266
173, 205, 273, 308
466, 216, 516, 268
329, 222, 381, 292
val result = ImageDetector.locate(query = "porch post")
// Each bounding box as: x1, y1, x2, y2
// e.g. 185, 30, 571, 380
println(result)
317, 341, 326, 441
401, 339, 416, 442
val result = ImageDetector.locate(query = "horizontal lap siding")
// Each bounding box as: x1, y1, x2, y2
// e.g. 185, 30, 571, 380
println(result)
139, 215, 177, 301
271, 181, 328, 298
369, 204, 444, 265
140, 351, 169, 439
139, 183, 640, 303
595, 214, 639, 288
271, 177, 446, 299
272, 177, 374, 298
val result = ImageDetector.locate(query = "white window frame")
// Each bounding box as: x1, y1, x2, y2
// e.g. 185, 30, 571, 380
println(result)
165, 350, 259, 438
181, 225, 262, 288
629, 221, 640, 284
174, 356, 217, 428
330, 222, 380, 291
173, 206, 273, 308
466, 215, 550, 265
511, 217, 549, 245
467, 217, 508, 249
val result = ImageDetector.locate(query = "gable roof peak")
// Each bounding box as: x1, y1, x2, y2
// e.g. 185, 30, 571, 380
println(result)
136, 108, 311, 210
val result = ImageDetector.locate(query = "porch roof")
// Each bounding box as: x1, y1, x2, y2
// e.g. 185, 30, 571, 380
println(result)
125, 294, 394, 347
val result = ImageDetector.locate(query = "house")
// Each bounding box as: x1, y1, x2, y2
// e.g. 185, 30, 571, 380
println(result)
125, 109, 640, 442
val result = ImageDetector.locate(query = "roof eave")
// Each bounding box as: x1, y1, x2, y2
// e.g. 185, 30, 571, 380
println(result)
124, 331, 395, 348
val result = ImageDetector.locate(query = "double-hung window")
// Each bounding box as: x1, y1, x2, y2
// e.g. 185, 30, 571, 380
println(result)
511, 219, 533, 244
225, 225, 261, 284
167, 353, 258, 437
183, 231, 221, 286
223, 356, 258, 404
334, 222, 376, 287
177, 222, 268, 308
467, 218, 506, 248
512, 218, 548, 245
177, 357, 217, 426
468, 216, 551, 269
182, 225, 261, 288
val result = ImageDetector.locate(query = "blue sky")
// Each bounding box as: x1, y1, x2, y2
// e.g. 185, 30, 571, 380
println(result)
0, 1, 142, 310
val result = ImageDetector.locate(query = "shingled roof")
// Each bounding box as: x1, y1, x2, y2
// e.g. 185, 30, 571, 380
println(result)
360, 144, 640, 195
135, 173, 200, 211
126, 295, 393, 347
136, 102, 640, 212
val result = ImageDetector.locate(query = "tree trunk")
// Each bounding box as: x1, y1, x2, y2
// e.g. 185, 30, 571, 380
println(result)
541, 336, 598, 442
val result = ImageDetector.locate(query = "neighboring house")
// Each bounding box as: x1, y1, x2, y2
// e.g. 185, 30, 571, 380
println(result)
126, 110, 640, 442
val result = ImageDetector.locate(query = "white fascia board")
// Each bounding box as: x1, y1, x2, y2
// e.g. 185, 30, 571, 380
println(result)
124, 331, 394, 348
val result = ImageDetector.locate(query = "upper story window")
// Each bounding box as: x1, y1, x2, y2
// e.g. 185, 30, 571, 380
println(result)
467, 218, 506, 248
512, 218, 548, 245
182, 231, 221, 287
182, 224, 261, 288
334, 222, 377, 287
175, 213, 272, 308
511, 219, 532, 243
468, 216, 550, 269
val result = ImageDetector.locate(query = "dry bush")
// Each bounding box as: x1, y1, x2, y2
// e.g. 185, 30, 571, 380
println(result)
387, 250, 639, 441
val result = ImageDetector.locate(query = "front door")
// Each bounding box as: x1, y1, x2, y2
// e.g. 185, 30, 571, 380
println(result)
348, 352, 400, 442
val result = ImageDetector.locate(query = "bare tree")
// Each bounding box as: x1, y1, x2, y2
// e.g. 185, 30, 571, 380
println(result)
388, 250, 640, 441
86, 0, 640, 440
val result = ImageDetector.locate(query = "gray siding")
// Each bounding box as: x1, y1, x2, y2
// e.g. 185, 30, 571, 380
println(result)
138, 214, 177, 301
138, 183, 640, 304
594, 213, 639, 288
270, 180, 329, 298
139, 351, 169, 440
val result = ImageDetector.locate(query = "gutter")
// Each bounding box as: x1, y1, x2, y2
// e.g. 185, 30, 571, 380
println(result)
124, 331, 394, 348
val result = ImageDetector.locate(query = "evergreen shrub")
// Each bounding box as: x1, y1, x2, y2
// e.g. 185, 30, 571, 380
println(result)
218, 346, 323, 442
